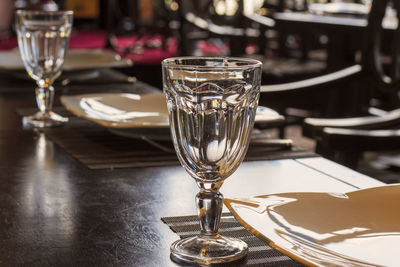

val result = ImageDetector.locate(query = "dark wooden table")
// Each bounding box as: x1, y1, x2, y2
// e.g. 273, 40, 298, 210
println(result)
0, 78, 383, 266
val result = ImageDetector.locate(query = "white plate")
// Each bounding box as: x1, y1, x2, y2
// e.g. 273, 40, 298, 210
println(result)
0, 49, 132, 71
225, 184, 400, 267
61, 93, 283, 140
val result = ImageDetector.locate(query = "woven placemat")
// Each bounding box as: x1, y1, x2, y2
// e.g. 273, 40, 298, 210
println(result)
162, 212, 304, 266
17, 108, 317, 170
0, 69, 160, 94
43, 122, 315, 169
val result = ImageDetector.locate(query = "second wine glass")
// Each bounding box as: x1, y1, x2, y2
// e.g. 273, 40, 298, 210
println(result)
16, 10, 73, 128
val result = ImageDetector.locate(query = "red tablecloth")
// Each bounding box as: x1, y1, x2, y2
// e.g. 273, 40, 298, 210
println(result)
0, 31, 178, 65
113, 34, 177, 65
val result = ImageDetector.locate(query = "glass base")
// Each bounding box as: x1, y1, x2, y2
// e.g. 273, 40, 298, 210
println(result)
170, 234, 248, 265
23, 111, 68, 128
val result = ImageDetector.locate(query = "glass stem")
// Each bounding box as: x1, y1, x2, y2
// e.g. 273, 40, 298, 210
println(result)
196, 190, 223, 237
36, 85, 54, 114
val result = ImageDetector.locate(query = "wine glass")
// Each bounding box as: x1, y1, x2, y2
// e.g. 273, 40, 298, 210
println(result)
16, 10, 73, 128
162, 57, 262, 264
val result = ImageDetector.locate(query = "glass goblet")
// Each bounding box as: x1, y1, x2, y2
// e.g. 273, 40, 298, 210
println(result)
16, 10, 73, 128
162, 57, 262, 264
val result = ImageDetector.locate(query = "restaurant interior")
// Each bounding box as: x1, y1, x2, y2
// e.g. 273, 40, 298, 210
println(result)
1, 0, 400, 266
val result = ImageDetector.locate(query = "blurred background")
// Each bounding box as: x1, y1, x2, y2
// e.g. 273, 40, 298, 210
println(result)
0, 0, 372, 87
2, 0, 400, 184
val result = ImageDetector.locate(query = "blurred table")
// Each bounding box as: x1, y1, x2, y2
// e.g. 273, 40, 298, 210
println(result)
0, 76, 384, 266
274, 12, 397, 70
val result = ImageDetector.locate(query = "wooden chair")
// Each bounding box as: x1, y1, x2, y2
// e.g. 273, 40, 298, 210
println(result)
244, 1, 392, 141
176, 0, 354, 138
246, 3, 363, 136
178, 0, 327, 85
298, 0, 400, 168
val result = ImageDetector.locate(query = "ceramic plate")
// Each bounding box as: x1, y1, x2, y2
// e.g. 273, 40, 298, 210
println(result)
0, 49, 132, 71
61, 93, 169, 128
61, 93, 283, 140
225, 185, 400, 267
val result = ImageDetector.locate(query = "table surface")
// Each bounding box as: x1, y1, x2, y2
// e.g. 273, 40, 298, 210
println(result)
274, 11, 397, 30
0, 77, 384, 266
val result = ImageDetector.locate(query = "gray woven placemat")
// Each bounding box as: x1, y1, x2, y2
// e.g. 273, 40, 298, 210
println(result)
162, 212, 305, 266
43, 122, 315, 169
0, 69, 156, 94
16, 108, 317, 170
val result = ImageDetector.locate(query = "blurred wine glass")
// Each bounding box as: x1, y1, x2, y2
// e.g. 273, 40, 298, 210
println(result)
16, 10, 73, 128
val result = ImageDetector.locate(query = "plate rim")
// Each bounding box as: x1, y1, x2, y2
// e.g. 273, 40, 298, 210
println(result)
61, 92, 283, 129
60, 92, 170, 129
224, 184, 400, 267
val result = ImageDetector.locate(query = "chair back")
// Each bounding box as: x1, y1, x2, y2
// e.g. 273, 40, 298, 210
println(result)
363, 0, 400, 94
